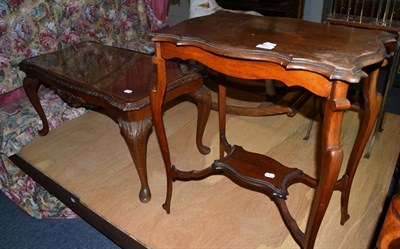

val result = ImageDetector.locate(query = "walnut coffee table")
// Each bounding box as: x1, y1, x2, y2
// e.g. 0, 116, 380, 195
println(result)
18, 41, 211, 203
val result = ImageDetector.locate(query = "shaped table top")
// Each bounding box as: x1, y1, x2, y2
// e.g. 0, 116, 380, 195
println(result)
150, 11, 396, 83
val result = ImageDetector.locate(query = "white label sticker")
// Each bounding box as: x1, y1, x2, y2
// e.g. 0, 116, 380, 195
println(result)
256, 42, 277, 50
264, 172, 276, 178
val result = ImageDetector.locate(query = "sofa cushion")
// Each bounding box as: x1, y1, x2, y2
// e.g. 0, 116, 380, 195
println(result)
0, 87, 87, 157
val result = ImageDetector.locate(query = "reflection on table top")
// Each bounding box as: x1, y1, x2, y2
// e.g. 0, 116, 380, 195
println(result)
19, 42, 199, 104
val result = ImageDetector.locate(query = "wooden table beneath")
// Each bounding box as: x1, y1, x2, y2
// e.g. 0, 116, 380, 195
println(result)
148, 11, 396, 248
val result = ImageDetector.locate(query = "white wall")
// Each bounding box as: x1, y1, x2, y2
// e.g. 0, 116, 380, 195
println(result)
303, 0, 325, 23
168, 0, 190, 26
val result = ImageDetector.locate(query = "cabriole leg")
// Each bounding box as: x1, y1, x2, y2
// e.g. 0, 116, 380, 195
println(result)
119, 117, 153, 203
186, 85, 212, 155
337, 66, 382, 225
23, 77, 49, 136
304, 80, 349, 249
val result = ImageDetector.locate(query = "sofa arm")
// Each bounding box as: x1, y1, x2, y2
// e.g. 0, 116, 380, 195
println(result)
0, 87, 87, 157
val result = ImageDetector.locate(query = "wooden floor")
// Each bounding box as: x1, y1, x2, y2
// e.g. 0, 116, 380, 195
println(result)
18, 93, 400, 249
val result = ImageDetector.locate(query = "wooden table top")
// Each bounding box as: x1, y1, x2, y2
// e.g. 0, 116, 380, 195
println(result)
18, 42, 199, 106
149, 11, 396, 83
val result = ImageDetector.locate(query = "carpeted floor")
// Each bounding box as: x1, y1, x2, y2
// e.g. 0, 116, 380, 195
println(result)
386, 86, 400, 114
0, 192, 120, 249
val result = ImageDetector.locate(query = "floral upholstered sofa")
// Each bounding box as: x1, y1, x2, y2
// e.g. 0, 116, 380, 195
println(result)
0, 0, 167, 218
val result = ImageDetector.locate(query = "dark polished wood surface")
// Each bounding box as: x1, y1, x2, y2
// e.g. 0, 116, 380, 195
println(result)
19, 41, 211, 204
19, 42, 200, 106
151, 11, 395, 83
149, 11, 395, 249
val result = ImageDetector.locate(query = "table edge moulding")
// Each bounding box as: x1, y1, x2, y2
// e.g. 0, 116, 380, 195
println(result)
148, 11, 396, 249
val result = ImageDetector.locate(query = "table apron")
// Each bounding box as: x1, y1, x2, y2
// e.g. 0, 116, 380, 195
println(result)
158, 42, 340, 98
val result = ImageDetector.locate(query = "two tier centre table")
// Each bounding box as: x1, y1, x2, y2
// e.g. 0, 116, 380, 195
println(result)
148, 11, 395, 248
